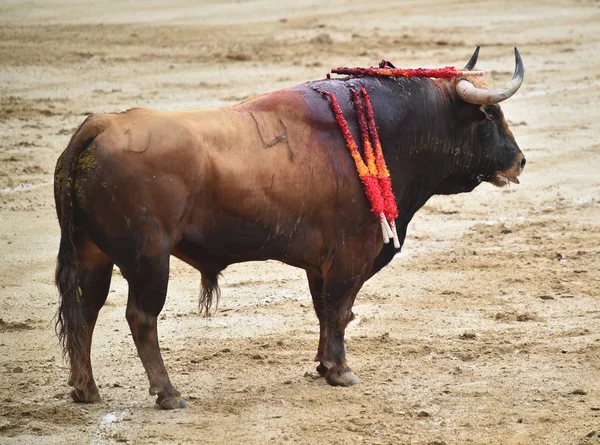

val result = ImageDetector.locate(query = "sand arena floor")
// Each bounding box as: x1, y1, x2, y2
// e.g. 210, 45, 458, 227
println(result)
0, 1, 599, 444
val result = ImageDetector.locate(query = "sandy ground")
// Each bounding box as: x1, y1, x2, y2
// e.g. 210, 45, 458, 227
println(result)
1, 1, 599, 444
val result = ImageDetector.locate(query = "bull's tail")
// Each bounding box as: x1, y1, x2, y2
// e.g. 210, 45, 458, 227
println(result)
199, 273, 221, 316
54, 114, 105, 388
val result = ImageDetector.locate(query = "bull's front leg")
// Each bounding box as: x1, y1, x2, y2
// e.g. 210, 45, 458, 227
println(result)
306, 271, 328, 376
307, 258, 371, 387
320, 295, 360, 387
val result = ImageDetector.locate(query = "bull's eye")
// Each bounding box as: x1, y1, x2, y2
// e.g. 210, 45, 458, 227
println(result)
483, 105, 501, 121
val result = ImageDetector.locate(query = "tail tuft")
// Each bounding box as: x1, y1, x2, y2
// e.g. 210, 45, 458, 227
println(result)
55, 223, 90, 389
199, 274, 221, 317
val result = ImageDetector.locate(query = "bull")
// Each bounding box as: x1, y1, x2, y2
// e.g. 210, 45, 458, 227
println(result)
54, 47, 525, 409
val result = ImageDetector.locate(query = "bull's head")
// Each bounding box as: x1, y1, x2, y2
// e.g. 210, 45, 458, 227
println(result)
442, 47, 526, 192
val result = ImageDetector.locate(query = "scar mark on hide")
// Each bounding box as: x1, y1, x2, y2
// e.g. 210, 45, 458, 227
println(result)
279, 120, 295, 162
250, 112, 286, 147
249, 112, 294, 161
123, 129, 152, 154
265, 132, 286, 148
124, 128, 132, 151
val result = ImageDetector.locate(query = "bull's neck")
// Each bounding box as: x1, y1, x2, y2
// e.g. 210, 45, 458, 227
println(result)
366, 77, 472, 221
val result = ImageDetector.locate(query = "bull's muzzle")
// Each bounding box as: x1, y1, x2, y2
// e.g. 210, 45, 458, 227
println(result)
490, 152, 526, 187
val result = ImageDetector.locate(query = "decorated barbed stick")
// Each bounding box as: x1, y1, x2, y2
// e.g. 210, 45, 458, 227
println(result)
325, 92, 392, 243
331, 66, 483, 79
361, 87, 401, 249
350, 89, 394, 242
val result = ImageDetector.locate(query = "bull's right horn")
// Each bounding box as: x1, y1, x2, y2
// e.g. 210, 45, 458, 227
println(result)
456, 47, 524, 105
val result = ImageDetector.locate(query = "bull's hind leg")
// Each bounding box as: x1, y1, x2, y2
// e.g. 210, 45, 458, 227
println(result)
122, 253, 186, 410
69, 238, 113, 403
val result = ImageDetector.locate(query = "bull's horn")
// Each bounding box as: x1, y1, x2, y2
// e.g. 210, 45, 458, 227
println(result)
456, 47, 524, 105
464, 46, 480, 70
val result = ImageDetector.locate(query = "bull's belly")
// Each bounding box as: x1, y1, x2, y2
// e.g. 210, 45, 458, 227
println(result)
177, 213, 324, 271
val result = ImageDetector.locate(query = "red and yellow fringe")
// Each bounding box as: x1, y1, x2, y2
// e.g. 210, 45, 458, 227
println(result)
325, 90, 400, 247
361, 87, 399, 245
350, 90, 394, 243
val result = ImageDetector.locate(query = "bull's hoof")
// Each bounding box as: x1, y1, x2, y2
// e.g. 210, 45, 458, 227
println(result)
325, 367, 360, 387
316, 363, 328, 376
70, 388, 101, 404
157, 395, 188, 410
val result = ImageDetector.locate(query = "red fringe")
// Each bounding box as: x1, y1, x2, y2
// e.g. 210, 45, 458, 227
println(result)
331, 66, 463, 79
325, 93, 366, 172
379, 176, 398, 220
350, 90, 385, 216
326, 92, 383, 216
361, 88, 399, 221
325, 88, 399, 235
362, 175, 385, 217
361, 88, 388, 177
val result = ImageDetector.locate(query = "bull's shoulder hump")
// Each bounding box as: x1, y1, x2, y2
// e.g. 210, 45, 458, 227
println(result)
231, 84, 314, 114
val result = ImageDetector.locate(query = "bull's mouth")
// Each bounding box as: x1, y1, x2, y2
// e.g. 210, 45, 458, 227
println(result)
489, 172, 520, 187
487, 153, 525, 188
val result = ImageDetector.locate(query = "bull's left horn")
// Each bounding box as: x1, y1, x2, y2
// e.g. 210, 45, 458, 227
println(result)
456, 47, 524, 105
464, 46, 480, 70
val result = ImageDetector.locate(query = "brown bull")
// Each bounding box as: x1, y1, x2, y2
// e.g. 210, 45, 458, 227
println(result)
54, 47, 525, 409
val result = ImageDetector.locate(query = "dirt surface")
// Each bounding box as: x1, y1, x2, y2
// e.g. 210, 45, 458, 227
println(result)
1, 1, 599, 444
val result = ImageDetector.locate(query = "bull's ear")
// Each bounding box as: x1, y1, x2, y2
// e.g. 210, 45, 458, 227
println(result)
457, 102, 488, 122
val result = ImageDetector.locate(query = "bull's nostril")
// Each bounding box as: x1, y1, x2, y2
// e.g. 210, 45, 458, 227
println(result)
520, 156, 526, 170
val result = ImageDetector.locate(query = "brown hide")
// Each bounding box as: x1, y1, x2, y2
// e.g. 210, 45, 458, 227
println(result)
79, 89, 379, 272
